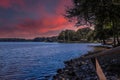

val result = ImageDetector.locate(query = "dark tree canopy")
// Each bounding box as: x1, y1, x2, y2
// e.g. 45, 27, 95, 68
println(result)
66, 0, 120, 26
65, 0, 120, 46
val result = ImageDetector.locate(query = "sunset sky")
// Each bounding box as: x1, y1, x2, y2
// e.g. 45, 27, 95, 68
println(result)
0, 0, 80, 39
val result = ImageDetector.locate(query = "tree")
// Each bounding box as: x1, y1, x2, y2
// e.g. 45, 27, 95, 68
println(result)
58, 31, 66, 42
76, 28, 92, 40
58, 30, 76, 42
58, 28, 94, 42
65, 0, 120, 46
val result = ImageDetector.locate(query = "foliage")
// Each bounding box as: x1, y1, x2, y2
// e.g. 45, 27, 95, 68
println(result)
58, 28, 94, 42
65, 0, 120, 46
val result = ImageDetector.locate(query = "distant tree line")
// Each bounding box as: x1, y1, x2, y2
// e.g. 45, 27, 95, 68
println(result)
0, 38, 31, 42
0, 36, 58, 42
33, 36, 57, 42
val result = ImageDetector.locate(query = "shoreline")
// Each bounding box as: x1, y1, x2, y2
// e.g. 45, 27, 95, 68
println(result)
53, 46, 120, 80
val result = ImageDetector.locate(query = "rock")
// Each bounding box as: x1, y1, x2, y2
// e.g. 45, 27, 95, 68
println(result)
53, 46, 120, 80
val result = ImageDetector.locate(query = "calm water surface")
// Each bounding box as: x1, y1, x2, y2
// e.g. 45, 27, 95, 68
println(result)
0, 42, 99, 80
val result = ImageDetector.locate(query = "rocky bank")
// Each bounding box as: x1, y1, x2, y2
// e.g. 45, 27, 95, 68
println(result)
53, 46, 120, 80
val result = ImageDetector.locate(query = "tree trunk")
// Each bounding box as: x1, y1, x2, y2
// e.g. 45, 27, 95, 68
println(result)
116, 33, 120, 45
113, 35, 116, 47
102, 39, 106, 45
115, 20, 120, 46
112, 20, 117, 47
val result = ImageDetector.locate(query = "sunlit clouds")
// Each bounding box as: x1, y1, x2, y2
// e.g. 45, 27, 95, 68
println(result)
0, 0, 79, 38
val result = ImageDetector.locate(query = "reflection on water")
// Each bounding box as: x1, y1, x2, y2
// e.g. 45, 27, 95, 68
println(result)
0, 42, 97, 80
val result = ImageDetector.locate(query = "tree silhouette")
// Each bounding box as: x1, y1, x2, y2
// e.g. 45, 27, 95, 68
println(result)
65, 0, 120, 46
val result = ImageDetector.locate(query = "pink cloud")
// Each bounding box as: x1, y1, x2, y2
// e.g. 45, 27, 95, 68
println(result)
0, 0, 78, 38
0, 0, 25, 8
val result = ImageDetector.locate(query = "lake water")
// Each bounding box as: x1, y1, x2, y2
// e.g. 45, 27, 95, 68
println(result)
0, 42, 98, 80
